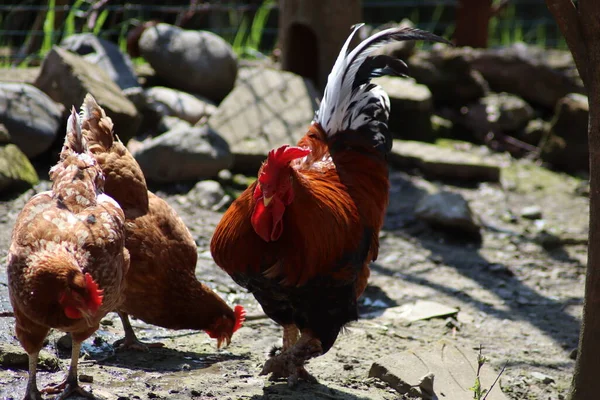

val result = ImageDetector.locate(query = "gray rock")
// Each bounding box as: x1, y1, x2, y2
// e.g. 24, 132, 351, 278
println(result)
0, 144, 39, 193
415, 191, 481, 235
530, 371, 555, 385
520, 205, 542, 220
470, 43, 584, 109
145, 86, 217, 125
34, 46, 140, 143
0, 67, 40, 85
138, 23, 237, 102
60, 33, 141, 96
0, 343, 60, 372
448, 92, 535, 138
389, 139, 501, 182
369, 341, 508, 399
541, 93, 588, 173
0, 82, 62, 157
407, 47, 489, 105
0, 123, 9, 143
372, 76, 434, 141
189, 180, 231, 211
157, 115, 192, 134
209, 67, 319, 172
519, 118, 550, 147
377, 301, 459, 323
133, 124, 232, 183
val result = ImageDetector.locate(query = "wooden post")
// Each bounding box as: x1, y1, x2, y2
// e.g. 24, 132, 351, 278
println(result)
545, 1, 600, 399
277, 0, 362, 91
454, 0, 492, 48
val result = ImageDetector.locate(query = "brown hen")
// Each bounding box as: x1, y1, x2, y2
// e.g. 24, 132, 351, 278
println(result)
7, 108, 129, 399
80, 94, 245, 351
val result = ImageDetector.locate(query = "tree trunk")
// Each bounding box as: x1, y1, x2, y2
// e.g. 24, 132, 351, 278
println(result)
545, 1, 600, 399
454, 0, 492, 48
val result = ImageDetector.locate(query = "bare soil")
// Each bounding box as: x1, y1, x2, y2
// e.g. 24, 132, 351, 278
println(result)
0, 152, 585, 400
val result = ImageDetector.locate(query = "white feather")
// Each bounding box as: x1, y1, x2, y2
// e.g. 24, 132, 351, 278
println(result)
315, 25, 402, 136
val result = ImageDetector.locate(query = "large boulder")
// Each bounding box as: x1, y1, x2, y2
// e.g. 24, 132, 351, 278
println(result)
60, 33, 142, 101
469, 43, 584, 109
0, 144, 39, 193
132, 124, 232, 183
137, 23, 237, 102
389, 139, 501, 182
373, 76, 434, 142
34, 46, 140, 143
209, 67, 319, 173
0, 82, 62, 158
443, 92, 535, 141
407, 46, 489, 106
415, 191, 481, 237
144, 86, 217, 125
541, 93, 588, 173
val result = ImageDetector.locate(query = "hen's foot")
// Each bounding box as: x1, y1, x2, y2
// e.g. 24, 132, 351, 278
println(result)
113, 337, 164, 352
41, 379, 94, 399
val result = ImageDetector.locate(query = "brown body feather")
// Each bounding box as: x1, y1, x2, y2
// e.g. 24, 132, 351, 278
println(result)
211, 122, 389, 355
80, 94, 239, 345
7, 108, 129, 398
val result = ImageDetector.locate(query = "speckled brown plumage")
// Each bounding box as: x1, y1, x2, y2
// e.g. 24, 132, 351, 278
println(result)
7, 107, 129, 399
80, 94, 244, 351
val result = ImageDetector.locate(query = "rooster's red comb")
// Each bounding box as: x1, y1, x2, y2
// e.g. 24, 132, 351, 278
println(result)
267, 145, 311, 167
233, 305, 246, 332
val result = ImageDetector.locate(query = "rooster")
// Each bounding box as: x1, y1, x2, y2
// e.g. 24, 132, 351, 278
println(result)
210, 24, 449, 384
7, 108, 129, 399
79, 94, 245, 351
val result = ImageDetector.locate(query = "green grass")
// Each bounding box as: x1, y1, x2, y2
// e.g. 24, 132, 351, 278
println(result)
230, 0, 274, 59
469, 346, 506, 400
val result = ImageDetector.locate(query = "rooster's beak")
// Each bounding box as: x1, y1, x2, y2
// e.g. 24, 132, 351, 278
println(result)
263, 196, 273, 207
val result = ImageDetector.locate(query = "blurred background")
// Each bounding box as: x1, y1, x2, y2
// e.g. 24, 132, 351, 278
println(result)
0, 0, 567, 67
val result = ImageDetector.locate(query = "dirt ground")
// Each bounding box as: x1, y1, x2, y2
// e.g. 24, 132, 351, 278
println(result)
0, 149, 585, 400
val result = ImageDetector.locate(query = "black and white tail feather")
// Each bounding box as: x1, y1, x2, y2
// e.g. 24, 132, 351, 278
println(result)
314, 23, 451, 153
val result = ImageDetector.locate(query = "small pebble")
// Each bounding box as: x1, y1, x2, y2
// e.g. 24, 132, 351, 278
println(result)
520, 205, 542, 220
79, 374, 93, 383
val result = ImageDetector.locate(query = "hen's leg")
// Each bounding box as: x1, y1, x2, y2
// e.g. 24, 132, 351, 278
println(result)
23, 352, 43, 400
260, 330, 322, 386
41, 340, 93, 399
114, 311, 164, 351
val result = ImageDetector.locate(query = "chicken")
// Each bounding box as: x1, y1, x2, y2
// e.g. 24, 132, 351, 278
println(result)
7, 108, 129, 399
210, 24, 449, 385
79, 94, 245, 351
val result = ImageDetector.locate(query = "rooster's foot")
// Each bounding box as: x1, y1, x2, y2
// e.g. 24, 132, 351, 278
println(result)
113, 337, 164, 352
259, 353, 318, 386
23, 388, 43, 400
41, 378, 94, 399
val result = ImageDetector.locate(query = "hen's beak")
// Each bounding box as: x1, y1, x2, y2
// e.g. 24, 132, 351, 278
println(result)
217, 334, 232, 349
263, 196, 273, 207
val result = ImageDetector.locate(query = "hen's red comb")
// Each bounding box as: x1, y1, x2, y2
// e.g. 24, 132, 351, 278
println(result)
84, 272, 104, 312
233, 305, 246, 332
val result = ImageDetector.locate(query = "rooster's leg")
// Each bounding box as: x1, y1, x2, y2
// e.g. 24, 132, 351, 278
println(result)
114, 311, 164, 351
260, 330, 322, 386
282, 324, 300, 351
23, 351, 43, 400
41, 340, 93, 399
